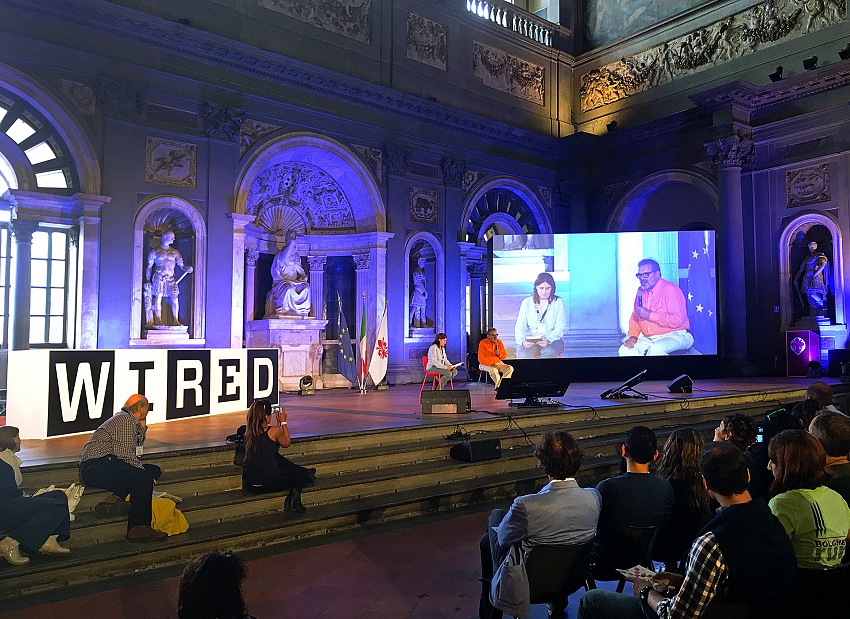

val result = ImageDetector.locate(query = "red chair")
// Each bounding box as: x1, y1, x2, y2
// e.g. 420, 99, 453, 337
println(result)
419, 355, 453, 398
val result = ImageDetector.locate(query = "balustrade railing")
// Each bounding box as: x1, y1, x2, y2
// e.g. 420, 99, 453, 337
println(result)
465, 0, 555, 47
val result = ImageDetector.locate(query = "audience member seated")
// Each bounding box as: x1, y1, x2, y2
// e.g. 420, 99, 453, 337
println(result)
479, 430, 600, 619
0, 458, 71, 565
578, 442, 797, 619
792, 398, 825, 432
714, 413, 768, 498
79, 394, 167, 542
767, 429, 850, 568
0, 426, 84, 520
806, 380, 843, 415
242, 399, 315, 513
178, 550, 256, 619
592, 426, 674, 574
809, 411, 850, 506
652, 429, 713, 571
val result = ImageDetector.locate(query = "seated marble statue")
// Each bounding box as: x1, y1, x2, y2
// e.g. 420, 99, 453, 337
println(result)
264, 229, 311, 318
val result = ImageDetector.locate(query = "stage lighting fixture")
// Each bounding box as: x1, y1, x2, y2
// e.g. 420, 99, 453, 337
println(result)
840, 43, 850, 60
298, 375, 314, 395
803, 56, 818, 70
606, 120, 618, 132
768, 66, 783, 82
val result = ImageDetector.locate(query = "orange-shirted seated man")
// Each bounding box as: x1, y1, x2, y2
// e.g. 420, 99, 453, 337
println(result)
619, 258, 694, 356
478, 328, 514, 390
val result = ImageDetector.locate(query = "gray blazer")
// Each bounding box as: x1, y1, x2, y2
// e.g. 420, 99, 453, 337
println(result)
497, 478, 601, 551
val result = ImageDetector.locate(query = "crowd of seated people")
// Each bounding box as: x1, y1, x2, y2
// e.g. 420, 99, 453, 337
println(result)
479, 385, 850, 619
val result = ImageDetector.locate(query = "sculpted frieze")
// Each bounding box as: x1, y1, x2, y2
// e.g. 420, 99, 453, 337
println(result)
50, 77, 97, 130
787, 163, 830, 208
258, 0, 372, 44
351, 144, 383, 186
247, 162, 356, 232
410, 187, 438, 224
407, 12, 447, 71
145, 137, 198, 188
580, 0, 846, 112
203, 101, 245, 142
240, 120, 282, 159
473, 41, 544, 105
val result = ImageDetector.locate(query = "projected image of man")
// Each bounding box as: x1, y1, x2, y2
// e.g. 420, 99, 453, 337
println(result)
619, 259, 694, 356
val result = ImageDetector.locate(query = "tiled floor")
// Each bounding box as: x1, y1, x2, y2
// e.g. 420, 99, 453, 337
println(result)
1, 505, 624, 619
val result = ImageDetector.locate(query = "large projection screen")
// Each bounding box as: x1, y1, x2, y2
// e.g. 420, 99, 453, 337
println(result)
491, 231, 718, 360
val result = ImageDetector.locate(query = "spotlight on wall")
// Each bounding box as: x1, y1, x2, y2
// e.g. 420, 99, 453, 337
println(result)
768, 66, 783, 82
803, 56, 818, 70
839, 43, 850, 61
606, 120, 618, 132
299, 375, 315, 395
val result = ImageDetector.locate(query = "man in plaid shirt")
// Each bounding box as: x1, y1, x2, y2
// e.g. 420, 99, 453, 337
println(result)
578, 442, 795, 619
79, 394, 166, 542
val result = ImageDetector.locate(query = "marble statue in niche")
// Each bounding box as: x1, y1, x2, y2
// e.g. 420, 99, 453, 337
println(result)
145, 230, 193, 327
409, 255, 428, 328
795, 241, 831, 317
264, 229, 312, 318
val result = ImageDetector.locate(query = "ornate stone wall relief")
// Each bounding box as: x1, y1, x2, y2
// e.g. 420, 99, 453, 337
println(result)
145, 137, 198, 188
410, 187, 438, 224
96, 76, 146, 120
580, 0, 846, 112
472, 41, 544, 105
202, 101, 245, 142
786, 163, 830, 208
258, 0, 372, 44
247, 162, 356, 232
407, 12, 447, 70
49, 77, 97, 130
440, 157, 467, 188
538, 186, 552, 207
351, 144, 383, 186
239, 120, 282, 159
461, 170, 480, 198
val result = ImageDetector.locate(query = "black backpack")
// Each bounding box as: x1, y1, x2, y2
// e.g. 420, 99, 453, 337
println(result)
225, 425, 246, 467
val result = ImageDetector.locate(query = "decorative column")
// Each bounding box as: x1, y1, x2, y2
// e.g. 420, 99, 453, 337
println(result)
10, 219, 39, 350
229, 213, 254, 348
73, 194, 110, 349
467, 259, 486, 343
307, 255, 327, 323
244, 247, 259, 325
354, 253, 371, 340
705, 132, 754, 371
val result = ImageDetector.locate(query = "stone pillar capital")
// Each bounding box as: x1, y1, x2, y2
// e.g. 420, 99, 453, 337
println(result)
11, 219, 40, 243
704, 133, 754, 169
354, 253, 371, 270
245, 248, 259, 267
307, 255, 327, 271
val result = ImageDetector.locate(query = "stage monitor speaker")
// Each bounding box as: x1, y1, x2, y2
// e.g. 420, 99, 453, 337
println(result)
450, 438, 502, 462
827, 349, 850, 377
421, 389, 471, 414
667, 374, 693, 394
298, 375, 315, 395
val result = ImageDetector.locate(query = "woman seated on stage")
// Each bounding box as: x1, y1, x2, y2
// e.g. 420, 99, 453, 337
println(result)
514, 272, 566, 359
427, 332, 461, 389
768, 429, 850, 568
242, 399, 315, 513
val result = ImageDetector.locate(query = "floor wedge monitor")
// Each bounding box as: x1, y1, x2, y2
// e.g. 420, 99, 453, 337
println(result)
421, 389, 471, 414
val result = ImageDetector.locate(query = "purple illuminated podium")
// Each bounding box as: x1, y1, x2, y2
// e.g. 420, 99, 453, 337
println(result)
787, 330, 820, 377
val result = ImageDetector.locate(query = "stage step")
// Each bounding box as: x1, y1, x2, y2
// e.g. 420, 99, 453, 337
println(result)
0, 390, 802, 601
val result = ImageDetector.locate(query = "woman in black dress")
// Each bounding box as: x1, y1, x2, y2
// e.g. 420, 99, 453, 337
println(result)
242, 399, 314, 513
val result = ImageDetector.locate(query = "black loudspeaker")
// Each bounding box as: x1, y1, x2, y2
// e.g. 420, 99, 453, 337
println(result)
450, 438, 502, 462
298, 376, 314, 395
420, 389, 471, 414
667, 374, 693, 394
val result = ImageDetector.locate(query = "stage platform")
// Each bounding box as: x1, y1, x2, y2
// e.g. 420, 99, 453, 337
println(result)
17, 376, 824, 467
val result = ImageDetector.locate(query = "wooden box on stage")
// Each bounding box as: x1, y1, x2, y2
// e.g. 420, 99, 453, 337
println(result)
787, 330, 820, 377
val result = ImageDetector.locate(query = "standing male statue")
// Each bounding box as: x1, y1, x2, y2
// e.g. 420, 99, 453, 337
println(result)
795, 241, 830, 316
409, 255, 428, 328
145, 230, 193, 327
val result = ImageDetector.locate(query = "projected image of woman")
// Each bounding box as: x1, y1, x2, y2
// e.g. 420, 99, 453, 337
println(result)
514, 272, 566, 358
